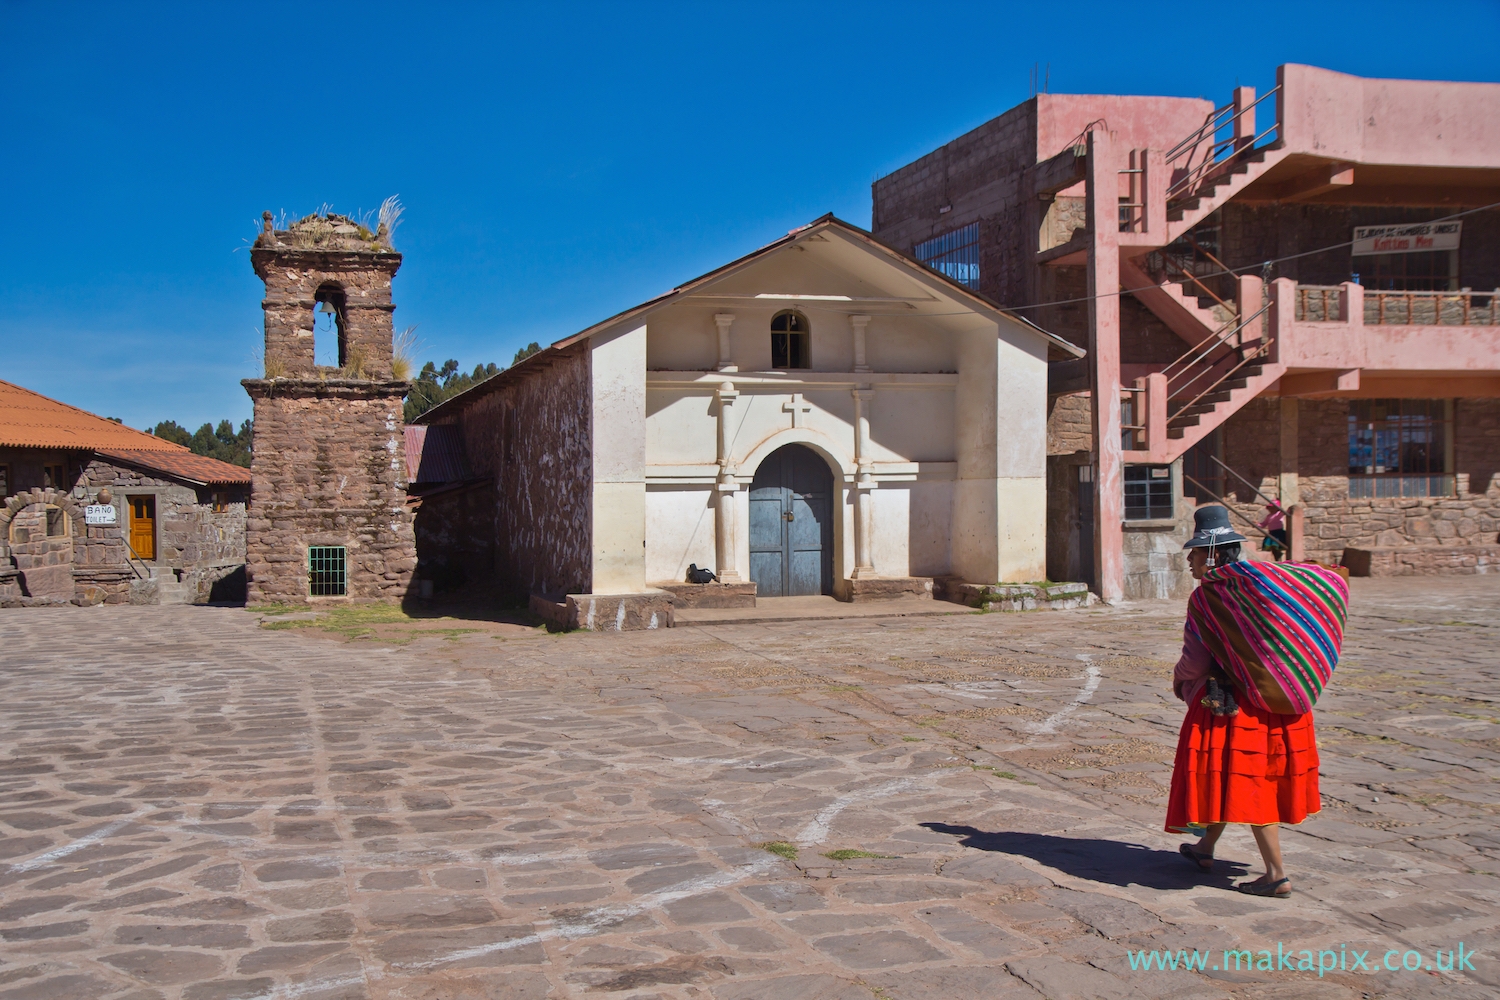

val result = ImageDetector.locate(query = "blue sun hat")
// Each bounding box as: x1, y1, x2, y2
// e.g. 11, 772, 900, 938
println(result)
1183, 505, 1247, 550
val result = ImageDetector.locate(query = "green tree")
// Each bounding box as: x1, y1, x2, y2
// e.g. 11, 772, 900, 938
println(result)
152, 418, 253, 467
403, 359, 501, 422
512, 341, 542, 366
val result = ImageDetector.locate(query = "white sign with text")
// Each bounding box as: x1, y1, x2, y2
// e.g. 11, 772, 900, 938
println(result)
84, 504, 117, 525
1351, 221, 1461, 257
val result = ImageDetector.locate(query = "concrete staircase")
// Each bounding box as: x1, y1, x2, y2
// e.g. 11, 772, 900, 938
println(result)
1120, 258, 1229, 348
1166, 146, 1288, 241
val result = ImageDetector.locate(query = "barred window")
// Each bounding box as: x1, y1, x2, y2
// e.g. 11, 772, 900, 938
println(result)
914, 223, 980, 290
1348, 399, 1453, 498
308, 545, 347, 596
1124, 465, 1174, 520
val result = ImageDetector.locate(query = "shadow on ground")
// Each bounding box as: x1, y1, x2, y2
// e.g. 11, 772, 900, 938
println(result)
922, 822, 1250, 890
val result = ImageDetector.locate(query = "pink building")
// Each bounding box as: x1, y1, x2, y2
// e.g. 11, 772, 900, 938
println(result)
874, 64, 1500, 599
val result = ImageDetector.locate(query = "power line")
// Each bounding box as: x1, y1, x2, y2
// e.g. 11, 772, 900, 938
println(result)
996, 199, 1500, 314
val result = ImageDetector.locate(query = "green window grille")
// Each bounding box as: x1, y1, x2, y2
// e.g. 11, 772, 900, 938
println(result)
308, 545, 347, 596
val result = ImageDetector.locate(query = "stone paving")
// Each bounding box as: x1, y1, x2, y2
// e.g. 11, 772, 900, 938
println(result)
1, 578, 1498, 1000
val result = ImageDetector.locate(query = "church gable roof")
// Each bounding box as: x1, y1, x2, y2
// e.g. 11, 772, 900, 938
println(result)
415, 215, 1081, 424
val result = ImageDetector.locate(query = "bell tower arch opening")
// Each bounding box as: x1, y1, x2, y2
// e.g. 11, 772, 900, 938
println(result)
313, 284, 348, 369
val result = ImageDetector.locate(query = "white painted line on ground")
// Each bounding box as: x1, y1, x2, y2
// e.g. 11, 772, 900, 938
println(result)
1027, 657, 1103, 736
795, 778, 921, 846
397, 857, 778, 970
6, 813, 146, 872
271, 974, 369, 999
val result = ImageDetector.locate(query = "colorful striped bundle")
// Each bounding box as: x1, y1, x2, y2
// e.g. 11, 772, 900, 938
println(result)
1185, 560, 1350, 715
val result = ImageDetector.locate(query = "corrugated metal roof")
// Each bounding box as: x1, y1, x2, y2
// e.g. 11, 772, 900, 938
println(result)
0, 380, 191, 452
97, 449, 253, 486
404, 425, 468, 484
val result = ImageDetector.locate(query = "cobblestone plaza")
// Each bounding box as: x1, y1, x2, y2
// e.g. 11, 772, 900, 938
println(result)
1, 580, 1497, 999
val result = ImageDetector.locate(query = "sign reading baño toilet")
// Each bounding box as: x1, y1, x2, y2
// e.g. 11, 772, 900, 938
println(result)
1352, 221, 1461, 256
85, 504, 117, 525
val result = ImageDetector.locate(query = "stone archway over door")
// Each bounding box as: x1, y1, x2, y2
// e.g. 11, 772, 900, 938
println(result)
749, 444, 833, 597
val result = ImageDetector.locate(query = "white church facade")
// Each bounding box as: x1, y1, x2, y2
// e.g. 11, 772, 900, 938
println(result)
410, 215, 1080, 626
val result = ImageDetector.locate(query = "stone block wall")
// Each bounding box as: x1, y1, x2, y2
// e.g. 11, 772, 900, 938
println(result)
251, 218, 402, 379
77, 458, 247, 602
433, 344, 593, 599
243, 381, 415, 603
1219, 397, 1500, 566
0, 487, 131, 606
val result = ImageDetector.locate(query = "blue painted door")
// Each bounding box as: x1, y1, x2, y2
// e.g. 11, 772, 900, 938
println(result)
748, 445, 833, 597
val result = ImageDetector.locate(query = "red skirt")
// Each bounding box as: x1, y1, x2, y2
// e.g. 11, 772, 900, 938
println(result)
1164, 695, 1320, 831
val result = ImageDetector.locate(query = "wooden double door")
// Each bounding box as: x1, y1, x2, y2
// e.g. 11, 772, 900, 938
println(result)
749, 444, 833, 597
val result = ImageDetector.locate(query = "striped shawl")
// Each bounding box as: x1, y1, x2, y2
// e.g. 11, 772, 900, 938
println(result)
1185, 560, 1349, 715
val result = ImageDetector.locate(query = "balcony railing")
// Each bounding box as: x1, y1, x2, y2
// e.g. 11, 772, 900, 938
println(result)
1294, 285, 1343, 322
1293, 284, 1500, 325
1365, 289, 1500, 326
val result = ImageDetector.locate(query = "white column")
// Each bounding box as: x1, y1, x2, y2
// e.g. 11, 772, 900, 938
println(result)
714, 313, 737, 372
850, 314, 871, 372
714, 381, 741, 583
851, 386, 876, 578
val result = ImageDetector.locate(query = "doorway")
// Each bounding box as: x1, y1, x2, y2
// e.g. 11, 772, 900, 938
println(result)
128, 495, 156, 561
749, 444, 833, 597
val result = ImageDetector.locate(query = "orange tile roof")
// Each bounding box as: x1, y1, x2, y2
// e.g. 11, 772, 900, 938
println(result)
97, 449, 253, 486
0, 379, 190, 452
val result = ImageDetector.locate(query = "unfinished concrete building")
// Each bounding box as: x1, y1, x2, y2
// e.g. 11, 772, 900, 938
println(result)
874, 63, 1500, 598
242, 211, 416, 603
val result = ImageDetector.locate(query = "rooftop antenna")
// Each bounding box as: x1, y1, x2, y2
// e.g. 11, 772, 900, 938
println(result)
1045, 63, 1050, 94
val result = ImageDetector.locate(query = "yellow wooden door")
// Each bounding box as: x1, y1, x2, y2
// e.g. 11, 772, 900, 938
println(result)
128, 496, 155, 560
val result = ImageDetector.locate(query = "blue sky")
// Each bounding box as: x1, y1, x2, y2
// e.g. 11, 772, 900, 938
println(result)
4, 1, 1499, 431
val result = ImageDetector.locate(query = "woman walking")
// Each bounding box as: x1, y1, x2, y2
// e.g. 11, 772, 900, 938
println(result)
1165, 506, 1348, 896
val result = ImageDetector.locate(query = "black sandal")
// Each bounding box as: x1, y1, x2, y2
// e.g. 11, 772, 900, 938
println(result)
1237, 877, 1291, 897
1179, 844, 1214, 871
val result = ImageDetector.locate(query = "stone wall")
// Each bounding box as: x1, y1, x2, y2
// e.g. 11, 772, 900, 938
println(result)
251, 215, 402, 379
0, 488, 131, 607
77, 459, 246, 600
1220, 397, 1500, 566
243, 381, 415, 603
412, 482, 497, 594
433, 345, 593, 599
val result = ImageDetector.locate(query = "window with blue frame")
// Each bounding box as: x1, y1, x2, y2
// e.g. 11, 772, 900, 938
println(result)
914, 223, 980, 290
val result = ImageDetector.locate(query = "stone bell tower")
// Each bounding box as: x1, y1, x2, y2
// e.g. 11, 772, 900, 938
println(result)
242, 208, 416, 603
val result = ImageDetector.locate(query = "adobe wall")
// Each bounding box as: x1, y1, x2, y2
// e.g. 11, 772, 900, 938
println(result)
434, 344, 593, 599
243, 381, 415, 603
871, 100, 1037, 308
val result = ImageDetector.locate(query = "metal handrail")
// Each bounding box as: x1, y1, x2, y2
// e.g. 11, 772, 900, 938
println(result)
1154, 251, 1236, 315
1166, 122, 1278, 200
1164, 86, 1281, 164
120, 536, 151, 580
1168, 338, 1274, 422
1162, 301, 1272, 386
